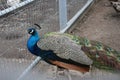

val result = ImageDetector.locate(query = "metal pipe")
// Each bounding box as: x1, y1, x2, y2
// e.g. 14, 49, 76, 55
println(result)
17, 57, 41, 80
0, 0, 34, 16
60, 0, 93, 33
59, 0, 67, 31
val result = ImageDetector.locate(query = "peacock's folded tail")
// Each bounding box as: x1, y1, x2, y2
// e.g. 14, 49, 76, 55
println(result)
38, 32, 120, 71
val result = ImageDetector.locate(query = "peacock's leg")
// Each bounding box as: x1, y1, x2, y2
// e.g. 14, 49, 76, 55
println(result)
64, 70, 72, 80
52, 66, 72, 80
52, 66, 64, 80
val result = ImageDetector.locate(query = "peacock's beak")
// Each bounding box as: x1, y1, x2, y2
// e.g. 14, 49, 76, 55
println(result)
27, 24, 41, 35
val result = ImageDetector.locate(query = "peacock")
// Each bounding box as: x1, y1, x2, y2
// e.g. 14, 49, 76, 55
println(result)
109, 0, 120, 13
27, 24, 120, 80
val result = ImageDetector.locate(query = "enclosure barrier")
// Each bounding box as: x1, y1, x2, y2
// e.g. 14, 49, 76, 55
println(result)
0, 0, 34, 16
60, 0, 93, 33
17, 0, 94, 80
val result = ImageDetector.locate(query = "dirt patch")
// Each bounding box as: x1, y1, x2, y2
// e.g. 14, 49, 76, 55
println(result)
71, 0, 120, 51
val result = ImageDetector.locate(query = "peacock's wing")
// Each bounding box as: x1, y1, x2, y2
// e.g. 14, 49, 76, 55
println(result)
38, 32, 93, 65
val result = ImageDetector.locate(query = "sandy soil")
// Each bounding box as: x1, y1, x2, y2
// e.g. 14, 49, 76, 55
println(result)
71, 0, 120, 51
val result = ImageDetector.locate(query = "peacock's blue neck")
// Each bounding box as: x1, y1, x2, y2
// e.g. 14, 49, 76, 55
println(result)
27, 32, 43, 56
27, 31, 60, 63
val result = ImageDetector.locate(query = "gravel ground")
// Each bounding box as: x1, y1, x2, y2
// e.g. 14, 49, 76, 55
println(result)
71, 0, 120, 51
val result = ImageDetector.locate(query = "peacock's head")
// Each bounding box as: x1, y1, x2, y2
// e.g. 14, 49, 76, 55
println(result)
27, 28, 36, 35
27, 24, 41, 35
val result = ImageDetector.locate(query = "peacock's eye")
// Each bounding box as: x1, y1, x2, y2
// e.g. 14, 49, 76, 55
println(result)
28, 28, 35, 35
30, 29, 34, 34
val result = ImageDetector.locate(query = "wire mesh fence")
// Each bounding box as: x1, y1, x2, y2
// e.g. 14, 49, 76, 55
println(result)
0, 0, 120, 80
0, 0, 59, 80
0, 0, 59, 58
0, 0, 88, 59
67, 0, 87, 21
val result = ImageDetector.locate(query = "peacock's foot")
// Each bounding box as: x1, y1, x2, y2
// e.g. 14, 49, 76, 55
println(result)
51, 66, 72, 80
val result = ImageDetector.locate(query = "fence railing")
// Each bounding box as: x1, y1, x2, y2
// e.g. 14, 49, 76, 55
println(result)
0, 0, 34, 16
0, 0, 93, 32
60, 0, 93, 33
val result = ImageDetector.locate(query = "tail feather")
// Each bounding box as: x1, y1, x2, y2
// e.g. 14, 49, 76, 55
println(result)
81, 45, 120, 71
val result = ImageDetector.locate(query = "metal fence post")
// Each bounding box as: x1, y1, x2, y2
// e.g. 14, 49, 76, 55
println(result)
59, 0, 67, 31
